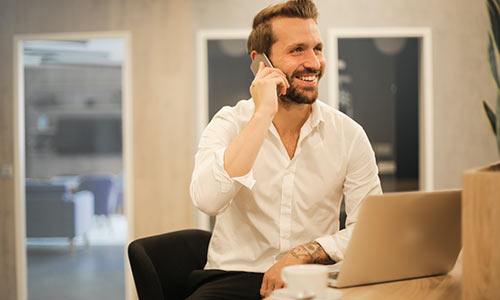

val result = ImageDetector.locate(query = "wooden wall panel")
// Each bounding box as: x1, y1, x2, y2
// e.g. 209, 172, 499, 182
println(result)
0, 0, 195, 298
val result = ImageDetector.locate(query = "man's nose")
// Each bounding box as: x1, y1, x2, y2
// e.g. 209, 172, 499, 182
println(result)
303, 49, 321, 70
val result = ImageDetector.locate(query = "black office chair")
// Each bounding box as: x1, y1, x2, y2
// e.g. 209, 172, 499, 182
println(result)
128, 229, 212, 300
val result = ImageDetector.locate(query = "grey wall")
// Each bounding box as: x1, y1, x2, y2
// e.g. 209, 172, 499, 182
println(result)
194, 0, 497, 189
25, 65, 123, 178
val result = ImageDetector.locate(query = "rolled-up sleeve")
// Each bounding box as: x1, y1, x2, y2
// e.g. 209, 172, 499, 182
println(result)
315, 128, 382, 262
190, 109, 256, 216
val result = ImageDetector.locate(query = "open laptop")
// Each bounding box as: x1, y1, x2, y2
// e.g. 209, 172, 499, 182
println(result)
328, 189, 461, 288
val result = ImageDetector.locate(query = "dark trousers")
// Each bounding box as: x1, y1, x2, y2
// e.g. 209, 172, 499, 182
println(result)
185, 270, 264, 300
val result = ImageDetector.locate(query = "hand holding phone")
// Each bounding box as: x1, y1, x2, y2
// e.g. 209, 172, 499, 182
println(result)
250, 53, 288, 96
250, 53, 274, 75
249, 53, 289, 118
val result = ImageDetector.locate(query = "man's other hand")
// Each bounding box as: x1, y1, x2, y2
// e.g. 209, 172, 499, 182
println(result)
260, 242, 334, 298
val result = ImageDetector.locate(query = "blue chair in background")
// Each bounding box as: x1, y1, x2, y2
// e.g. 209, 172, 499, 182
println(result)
78, 174, 117, 217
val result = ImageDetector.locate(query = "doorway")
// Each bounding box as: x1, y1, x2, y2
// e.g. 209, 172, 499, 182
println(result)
14, 33, 133, 300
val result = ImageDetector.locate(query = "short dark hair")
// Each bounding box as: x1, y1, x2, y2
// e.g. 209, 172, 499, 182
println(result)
247, 0, 319, 55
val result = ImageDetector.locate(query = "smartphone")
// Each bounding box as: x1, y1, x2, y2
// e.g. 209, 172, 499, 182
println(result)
250, 53, 273, 75
250, 53, 285, 96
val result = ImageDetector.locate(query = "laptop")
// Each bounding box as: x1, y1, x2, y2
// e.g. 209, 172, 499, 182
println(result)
328, 189, 461, 288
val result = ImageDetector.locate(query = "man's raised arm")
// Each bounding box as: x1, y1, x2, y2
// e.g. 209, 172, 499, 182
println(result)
224, 61, 288, 177
190, 61, 288, 215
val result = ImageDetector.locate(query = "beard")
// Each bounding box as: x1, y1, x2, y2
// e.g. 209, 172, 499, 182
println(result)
279, 67, 322, 105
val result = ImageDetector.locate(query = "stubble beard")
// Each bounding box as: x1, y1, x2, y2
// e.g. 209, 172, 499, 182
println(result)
279, 69, 321, 107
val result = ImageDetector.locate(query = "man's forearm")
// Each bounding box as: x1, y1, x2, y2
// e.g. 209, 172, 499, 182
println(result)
289, 242, 335, 264
224, 111, 273, 178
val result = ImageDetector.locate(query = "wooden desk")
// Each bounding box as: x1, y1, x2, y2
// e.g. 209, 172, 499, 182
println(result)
267, 254, 462, 300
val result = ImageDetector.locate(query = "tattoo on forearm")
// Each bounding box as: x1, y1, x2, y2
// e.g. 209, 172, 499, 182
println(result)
290, 242, 335, 264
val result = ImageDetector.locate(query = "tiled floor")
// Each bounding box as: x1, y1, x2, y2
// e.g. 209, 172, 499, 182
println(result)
27, 214, 127, 300
27, 245, 125, 300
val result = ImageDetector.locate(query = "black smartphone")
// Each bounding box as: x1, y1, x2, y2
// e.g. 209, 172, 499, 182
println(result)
250, 53, 273, 75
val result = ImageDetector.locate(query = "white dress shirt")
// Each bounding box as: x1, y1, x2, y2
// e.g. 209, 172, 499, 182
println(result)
190, 99, 382, 273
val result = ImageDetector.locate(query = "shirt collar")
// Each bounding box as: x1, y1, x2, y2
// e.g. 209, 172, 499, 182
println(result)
266, 99, 325, 138
309, 100, 324, 129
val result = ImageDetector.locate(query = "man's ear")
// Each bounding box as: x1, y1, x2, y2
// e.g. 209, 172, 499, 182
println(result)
250, 50, 259, 61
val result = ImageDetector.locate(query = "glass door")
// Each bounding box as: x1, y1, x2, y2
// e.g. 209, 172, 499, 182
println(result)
23, 38, 127, 300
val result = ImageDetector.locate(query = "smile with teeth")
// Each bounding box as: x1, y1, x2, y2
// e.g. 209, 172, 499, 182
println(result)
297, 75, 317, 82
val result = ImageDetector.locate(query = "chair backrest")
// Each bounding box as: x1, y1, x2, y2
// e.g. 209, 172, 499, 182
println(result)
26, 181, 70, 201
25, 182, 74, 237
128, 229, 211, 300
78, 175, 115, 215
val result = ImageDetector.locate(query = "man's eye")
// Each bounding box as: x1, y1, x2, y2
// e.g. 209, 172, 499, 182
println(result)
315, 47, 323, 52
292, 47, 303, 53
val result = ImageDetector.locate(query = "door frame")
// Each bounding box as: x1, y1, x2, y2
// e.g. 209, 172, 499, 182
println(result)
13, 31, 134, 300
328, 27, 434, 191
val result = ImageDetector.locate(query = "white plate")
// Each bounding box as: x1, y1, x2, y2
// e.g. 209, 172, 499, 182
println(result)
270, 287, 342, 300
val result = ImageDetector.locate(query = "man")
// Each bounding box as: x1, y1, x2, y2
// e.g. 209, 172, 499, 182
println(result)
189, 0, 382, 299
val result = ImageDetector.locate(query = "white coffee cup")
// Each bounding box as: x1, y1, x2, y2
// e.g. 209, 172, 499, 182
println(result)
281, 264, 329, 299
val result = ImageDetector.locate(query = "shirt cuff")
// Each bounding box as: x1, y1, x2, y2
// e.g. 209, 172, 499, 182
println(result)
213, 148, 256, 191
315, 235, 345, 263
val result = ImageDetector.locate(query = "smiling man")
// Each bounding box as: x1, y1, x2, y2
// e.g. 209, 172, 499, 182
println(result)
189, 0, 382, 299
